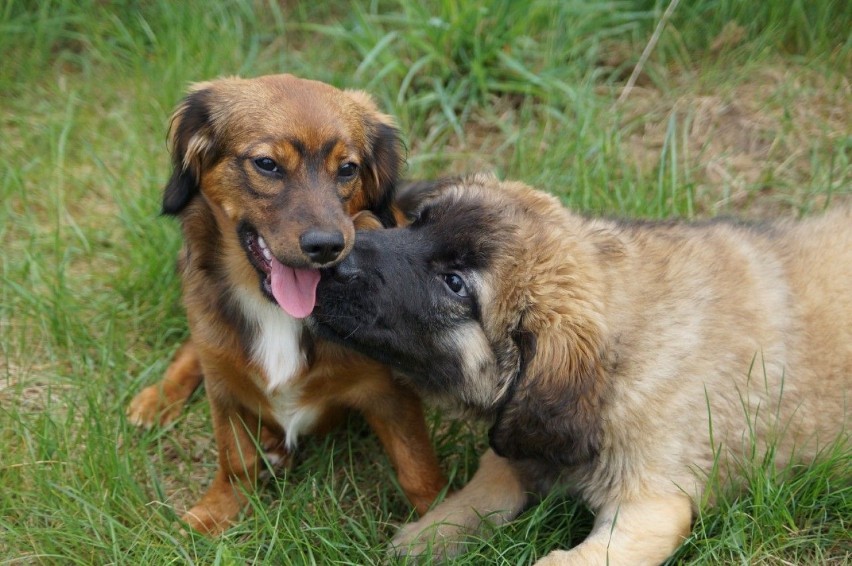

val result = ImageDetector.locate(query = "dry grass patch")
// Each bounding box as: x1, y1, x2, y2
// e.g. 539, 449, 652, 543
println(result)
618, 61, 850, 216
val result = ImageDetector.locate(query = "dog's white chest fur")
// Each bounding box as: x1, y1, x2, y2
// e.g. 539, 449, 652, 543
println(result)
235, 288, 319, 447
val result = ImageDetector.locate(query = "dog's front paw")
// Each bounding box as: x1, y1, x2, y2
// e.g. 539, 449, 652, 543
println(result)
126, 384, 185, 427
181, 504, 235, 536
390, 517, 472, 561
533, 549, 580, 566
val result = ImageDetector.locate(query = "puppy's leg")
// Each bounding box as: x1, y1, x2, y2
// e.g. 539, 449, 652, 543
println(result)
182, 392, 264, 535
127, 340, 203, 427
361, 386, 446, 515
534, 493, 693, 566
391, 449, 528, 559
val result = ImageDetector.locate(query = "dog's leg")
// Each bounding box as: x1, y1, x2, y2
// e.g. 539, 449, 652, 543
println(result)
391, 449, 528, 559
534, 493, 693, 566
182, 394, 264, 535
360, 384, 446, 515
127, 340, 203, 427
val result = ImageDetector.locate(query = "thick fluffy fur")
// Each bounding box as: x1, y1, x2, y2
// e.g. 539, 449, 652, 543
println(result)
314, 173, 851, 565
126, 74, 444, 534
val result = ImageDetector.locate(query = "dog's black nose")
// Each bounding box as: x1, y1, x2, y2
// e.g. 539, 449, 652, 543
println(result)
327, 255, 362, 283
300, 230, 345, 264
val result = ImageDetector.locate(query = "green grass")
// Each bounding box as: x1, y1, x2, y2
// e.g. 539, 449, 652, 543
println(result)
1, 0, 850, 563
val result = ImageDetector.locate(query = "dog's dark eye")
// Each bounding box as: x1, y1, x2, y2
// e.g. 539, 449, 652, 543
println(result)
254, 157, 280, 174
442, 273, 468, 297
338, 162, 358, 179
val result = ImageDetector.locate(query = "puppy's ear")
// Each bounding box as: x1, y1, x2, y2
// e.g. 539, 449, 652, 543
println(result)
489, 316, 605, 467
162, 85, 217, 215
395, 179, 453, 221
346, 90, 405, 227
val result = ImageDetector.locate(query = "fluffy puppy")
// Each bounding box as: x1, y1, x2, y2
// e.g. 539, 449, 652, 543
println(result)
314, 173, 851, 565
126, 74, 445, 534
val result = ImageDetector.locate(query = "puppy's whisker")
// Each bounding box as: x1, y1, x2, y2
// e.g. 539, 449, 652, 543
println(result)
343, 323, 362, 341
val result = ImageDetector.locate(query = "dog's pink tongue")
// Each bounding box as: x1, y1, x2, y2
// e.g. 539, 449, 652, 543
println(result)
270, 259, 320, 319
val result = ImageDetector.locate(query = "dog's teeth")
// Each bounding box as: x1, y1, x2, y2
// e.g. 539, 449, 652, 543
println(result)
254, 235, 272, 261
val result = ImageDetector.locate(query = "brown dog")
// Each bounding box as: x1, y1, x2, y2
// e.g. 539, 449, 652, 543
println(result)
126, 74, 445, 535
314, 174, 851, 565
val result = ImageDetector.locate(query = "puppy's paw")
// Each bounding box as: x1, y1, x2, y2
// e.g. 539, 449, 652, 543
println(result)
126, 384, 185, 427
533, 549, 581, 566
390, 517, 473, 561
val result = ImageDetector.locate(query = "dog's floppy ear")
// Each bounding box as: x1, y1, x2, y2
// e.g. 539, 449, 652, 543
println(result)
395, 179, 454, 221
346, 90, 405, 227
489, 314, 605, 467
396, 172, 498, 221
162, 85, 218, 215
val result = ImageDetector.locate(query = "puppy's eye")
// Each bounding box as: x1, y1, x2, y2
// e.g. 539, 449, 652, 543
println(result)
338, 162, 358, 179
442, 273, 468, 297
254, 157, 280, 174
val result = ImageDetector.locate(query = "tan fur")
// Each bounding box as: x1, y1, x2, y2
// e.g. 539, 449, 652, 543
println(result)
392, 174, 851, 565
127, 74, 444, 534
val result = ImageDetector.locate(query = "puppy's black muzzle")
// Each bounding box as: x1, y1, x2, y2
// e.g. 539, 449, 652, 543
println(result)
322, 229, 388, 285
325, 253, 362, 283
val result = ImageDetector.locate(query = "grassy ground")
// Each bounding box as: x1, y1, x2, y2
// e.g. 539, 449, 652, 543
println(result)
1, 0, 850, 564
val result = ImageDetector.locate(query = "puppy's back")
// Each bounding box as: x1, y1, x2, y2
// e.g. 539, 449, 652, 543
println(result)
776, 208, 852, 441
599, 208, 850, 472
